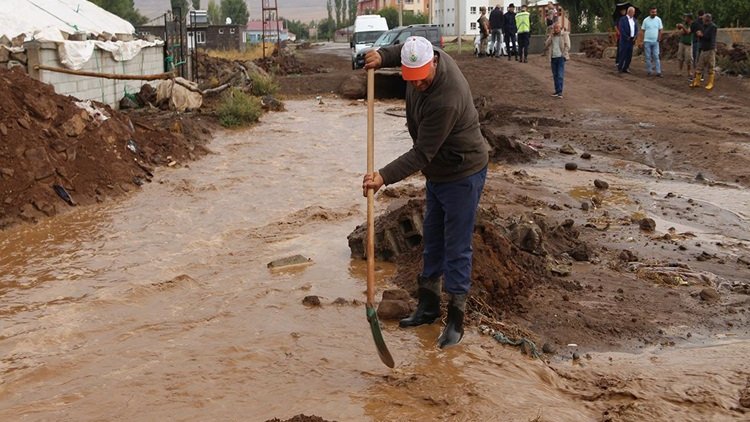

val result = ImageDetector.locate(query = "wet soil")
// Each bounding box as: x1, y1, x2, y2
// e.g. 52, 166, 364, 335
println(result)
2, 43, 750, 421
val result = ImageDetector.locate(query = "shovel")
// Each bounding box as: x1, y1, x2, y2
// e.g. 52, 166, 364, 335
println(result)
365, 68, 395, 369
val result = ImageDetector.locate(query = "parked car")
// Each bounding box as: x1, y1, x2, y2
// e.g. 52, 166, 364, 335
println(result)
353, 24, 443, 70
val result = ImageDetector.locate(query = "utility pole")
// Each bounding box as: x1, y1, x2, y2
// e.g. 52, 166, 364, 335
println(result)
455, 0, 460, 53
398, 0, 403, 27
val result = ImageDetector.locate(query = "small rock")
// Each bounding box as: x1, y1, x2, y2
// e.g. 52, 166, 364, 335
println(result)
542, 342, 556, 354
0, 167, 14, 179
377, 299, 411, 320
543, 132, 551, 139
639, 218, 656, 232
0, 123, 7, 136
695, 173, 706, 181
17, 117, 31, 129
565, 162, 578, 171
381, 288, 411, 302
572, 352, 581, 361
581, 201, 590, 211
559, 143, 577, 155
580, 152, 592, 159
302, 295, 321, 307
569, 243, 592, 262
699, 288, 719, 302
593, 179, 609, 190
619, 249, 639, 262
740, 386, 750, 408
332, 297, 351, 306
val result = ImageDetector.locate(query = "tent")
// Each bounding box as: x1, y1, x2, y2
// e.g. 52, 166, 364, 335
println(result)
0, 0, 135, 42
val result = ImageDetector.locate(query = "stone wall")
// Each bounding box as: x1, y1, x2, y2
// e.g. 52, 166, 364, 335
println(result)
19, 41, 164, 109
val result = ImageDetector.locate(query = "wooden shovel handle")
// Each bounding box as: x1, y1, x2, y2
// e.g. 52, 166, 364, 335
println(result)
366, 68, 375, 305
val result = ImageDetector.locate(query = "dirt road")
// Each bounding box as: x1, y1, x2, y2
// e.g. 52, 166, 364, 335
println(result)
1, 43, 749, 421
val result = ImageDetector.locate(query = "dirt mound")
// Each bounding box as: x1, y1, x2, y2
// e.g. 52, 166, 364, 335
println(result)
254, 52, 324, 76
581, 38, 612, 58
354, 201, 585, 317
0, 67, 212, 229
265, 416, 334, 422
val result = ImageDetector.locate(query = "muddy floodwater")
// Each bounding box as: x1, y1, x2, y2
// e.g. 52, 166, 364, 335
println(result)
2, 99, 749, 421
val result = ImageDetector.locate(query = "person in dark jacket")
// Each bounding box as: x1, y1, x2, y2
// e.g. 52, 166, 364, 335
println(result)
362, 37, 490, 349
692, 13, 718, 90
489, 5, 504, 57
617, 6, 638, 73
503, 3, 518, 61
690, 10, 705, 76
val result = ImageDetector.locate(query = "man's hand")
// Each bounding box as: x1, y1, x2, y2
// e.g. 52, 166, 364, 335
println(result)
364, 50, 382, 70
362, 172, 384, 197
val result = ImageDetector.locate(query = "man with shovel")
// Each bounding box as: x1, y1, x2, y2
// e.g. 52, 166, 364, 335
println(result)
361, 37, 490, 348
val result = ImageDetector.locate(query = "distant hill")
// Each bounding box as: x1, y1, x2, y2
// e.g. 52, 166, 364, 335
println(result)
133, 0, 327, 23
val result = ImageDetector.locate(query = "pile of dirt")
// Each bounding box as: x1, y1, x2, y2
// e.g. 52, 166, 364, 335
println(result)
0, 67, 213, 229
195, 51, 271, 90
254, 52, 324, 76
660, 32, 681, 58
581, 38, 612, 58
265, 415, 334, 422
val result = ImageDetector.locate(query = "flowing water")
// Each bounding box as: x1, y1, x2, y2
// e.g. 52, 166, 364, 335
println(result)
1, 99, 748, 421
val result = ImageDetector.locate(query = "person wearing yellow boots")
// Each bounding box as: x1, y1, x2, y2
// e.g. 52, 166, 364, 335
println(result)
692, 13, 718, 90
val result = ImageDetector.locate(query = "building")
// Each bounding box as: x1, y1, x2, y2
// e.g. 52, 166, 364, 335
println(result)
205, 25, 243, 50
357, 0, 430, 17
431, 0, 491, 36
244, 20, 289, 44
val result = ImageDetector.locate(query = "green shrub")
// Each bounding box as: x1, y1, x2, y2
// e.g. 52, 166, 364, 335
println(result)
217, 88, 263, 127
249, 72, 279, 96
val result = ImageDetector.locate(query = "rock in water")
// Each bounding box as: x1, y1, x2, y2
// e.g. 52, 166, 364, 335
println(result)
639, 218, 656, 232
267, 254, 313, 269
559, 143, 577, 155
594, 179, 609, 189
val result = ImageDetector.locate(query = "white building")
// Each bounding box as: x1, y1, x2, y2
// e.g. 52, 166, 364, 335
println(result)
431, 0, 492, 36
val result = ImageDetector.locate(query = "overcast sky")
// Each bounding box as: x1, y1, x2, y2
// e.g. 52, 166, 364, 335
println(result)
134, 0, 328, 23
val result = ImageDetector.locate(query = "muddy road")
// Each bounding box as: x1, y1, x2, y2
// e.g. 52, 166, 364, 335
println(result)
2, 43, 750, 421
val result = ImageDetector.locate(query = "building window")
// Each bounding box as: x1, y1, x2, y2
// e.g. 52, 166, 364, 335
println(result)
196, 31, 205, 44
470, 22, 477, 30
470, 6, 476, 14
219, 28, 224, 34
230, 27, 235, 34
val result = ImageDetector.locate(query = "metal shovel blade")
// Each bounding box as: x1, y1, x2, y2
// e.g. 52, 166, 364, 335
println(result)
366, 304, 395, 368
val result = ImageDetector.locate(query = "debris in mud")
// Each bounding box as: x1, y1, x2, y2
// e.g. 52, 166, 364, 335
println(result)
348, 198, 424, 261
740, 382, 750, 408
565, 162, 578, 171
302, 295, 322, 307
630, 262, 723, 286
267, 254, 313, 269
265, 415, 335, 422
581, 152, 592, 160
481, 126, 541, 163
699, 287, 720, 302
559, 143, 577, 155
479, 324, 541, 358
639, 218, 656, 232
594, 179, 609, 190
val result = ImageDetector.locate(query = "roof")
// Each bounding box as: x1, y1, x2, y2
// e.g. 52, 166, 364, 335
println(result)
245, 20, 286, 31
0, 0, 134, 41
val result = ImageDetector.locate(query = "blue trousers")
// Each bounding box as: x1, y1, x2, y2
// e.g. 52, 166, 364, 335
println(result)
617, 39, 633, 72
551, 57, 565, 95
643, 41, 661, 74
422, 166, 487, 295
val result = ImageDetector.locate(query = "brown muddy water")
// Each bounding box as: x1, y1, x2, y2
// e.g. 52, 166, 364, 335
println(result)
1, 99, 748, 421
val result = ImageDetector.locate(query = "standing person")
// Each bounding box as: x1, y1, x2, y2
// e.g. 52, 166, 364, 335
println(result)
544, 22, 570, 98
503, 3, 518, 61
642, 6, 664, 77
515, 4, 531, 63
614, 8, 627, 68
692, 13, 718, 90
489, 5, 504, 57
545, 1, 557, 27
676, 13, 694, 77
477, 7, 490, 57
362, 37, 490, 348
617, 6, 638, 74
691, 10, 705, 76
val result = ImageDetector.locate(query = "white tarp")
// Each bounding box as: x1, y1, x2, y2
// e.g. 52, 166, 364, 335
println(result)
57, 39, 163, 70
0, 0, 135, 41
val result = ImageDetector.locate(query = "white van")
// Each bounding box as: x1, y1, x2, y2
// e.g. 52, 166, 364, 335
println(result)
350, 15, 388, 69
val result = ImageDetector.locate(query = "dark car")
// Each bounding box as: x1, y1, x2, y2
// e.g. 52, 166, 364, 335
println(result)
353, 24, 443, 70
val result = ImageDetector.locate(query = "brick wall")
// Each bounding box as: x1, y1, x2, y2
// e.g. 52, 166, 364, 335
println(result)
26, 41, 164, 109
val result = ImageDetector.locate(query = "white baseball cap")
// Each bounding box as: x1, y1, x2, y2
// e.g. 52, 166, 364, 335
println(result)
400, 36, 434, 81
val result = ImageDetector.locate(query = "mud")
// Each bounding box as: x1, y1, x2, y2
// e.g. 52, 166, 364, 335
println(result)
2, 43, 750, 421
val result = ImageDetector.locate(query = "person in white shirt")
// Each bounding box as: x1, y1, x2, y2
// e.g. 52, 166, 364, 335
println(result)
641, 7, 664, 76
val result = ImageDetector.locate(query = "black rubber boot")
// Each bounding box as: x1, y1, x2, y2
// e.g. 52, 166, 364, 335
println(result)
438, 294, 466, 348
399, 276, 441, 328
